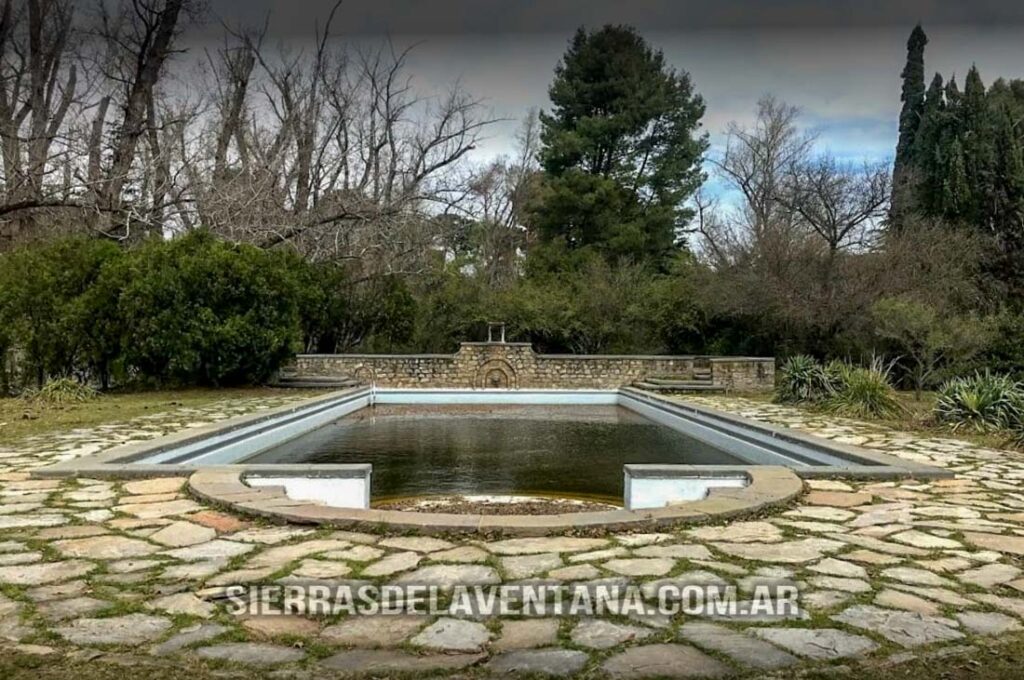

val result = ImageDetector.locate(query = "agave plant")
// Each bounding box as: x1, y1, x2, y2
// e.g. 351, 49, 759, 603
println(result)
935, 371, 1023, 432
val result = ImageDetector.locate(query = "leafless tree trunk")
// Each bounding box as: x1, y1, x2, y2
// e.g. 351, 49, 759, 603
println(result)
91, 0, 185, 236
0, 0, 78, 243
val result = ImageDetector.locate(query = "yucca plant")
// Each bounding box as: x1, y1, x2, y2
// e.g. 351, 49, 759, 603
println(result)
935, 371, 1023, 432
825, 357, 903, 419
776, 355, 836, 404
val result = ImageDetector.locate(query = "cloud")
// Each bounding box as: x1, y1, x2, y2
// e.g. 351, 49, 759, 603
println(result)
208, 1, 1024, 36
191, 6, 1024, 174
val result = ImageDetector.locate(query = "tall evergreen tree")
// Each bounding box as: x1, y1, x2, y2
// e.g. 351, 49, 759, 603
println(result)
891, 24, 928, 224
911, 73, 947, 214
531, 25, 708, 268
888, 29, 1024, 298
961, 66, 995, 227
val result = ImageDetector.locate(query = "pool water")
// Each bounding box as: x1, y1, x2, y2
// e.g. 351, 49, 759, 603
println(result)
243, 404, 744, 502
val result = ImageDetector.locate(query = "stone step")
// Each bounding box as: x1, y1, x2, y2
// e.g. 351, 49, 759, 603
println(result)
271, 376, 359, 389
633, 381, 724, 392
645, 376, 713, 387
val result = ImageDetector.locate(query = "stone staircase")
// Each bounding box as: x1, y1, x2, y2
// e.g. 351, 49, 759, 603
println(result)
632, 365, 722, 393
270, 370, 360, 389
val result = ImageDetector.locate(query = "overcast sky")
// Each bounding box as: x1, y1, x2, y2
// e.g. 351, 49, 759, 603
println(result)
196, 1, 1024, 187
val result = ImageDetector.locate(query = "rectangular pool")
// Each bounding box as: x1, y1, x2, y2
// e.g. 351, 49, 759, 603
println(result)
241, 404, 746, 502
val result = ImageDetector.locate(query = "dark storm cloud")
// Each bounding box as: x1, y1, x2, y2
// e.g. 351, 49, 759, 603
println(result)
192, 1, 1024, 196
208, 0, 1024, 35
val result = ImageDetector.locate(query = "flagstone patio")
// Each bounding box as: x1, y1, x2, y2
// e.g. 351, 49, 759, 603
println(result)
2, 391, 1024, 678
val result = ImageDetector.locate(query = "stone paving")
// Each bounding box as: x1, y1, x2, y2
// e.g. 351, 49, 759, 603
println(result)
1, 392, 1024, 677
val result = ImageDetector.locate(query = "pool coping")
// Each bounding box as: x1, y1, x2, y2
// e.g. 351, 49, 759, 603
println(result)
186, 464, 805, 536
617, 387, 953, 479
30, 385, 952, 481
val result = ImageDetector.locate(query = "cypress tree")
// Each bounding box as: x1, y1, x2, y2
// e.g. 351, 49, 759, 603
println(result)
912, 73, 947, 214
891, 25, 929, 224
961, 66, 995, 228
888, 32, 1024, 298
944, 76, 962, 110
991, 103, 1024, 290
942, 137, 971, 216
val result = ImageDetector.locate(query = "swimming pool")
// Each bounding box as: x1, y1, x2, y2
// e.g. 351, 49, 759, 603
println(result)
34, 386, 951, 533
241, 404, 746, 502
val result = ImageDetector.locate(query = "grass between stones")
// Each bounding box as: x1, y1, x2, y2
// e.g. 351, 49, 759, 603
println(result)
4, 633, 1024, 679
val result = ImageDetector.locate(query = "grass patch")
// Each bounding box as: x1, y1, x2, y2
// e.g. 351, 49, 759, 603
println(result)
735, 389, 1021, 452
0, 387, 321, 446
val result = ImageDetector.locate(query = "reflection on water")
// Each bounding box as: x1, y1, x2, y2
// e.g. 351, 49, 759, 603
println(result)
244, 405, 744, 502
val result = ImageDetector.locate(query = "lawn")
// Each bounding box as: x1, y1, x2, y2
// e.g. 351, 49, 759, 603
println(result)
0, 387, 320, 446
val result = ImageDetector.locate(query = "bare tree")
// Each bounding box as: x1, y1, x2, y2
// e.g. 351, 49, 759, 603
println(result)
90, 0, 188, 237
0, 0, 497, 264
692, 97, 897, 354
433, 112, 540, 286
711, 95, 814, 254
779, 155, 890, 254
0, 0, 78, 242
185, 11, 496, 281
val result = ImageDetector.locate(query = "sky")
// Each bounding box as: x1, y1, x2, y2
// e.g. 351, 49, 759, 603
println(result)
197, 1, 1024, 189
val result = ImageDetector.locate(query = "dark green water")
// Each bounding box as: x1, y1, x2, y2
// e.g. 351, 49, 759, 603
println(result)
244, 405, 743, 501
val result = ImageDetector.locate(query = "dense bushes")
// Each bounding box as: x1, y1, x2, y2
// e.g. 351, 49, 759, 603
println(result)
0, 237, 122, 386
113, 233, 303, 385
0, 232, 306, 389
776, 355, 902, 419
0, 227, 1019, 403
496, 257, 690, 355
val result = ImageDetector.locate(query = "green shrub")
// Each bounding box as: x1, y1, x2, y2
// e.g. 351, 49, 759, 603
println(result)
24, 377, 99, 404
935, 371, 1024, 432
0, 238, 123, 387
116, 231, 302, 386
824, 358, 903, 419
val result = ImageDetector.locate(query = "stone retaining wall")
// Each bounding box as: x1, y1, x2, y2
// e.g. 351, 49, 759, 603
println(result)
292, 343, 775, 391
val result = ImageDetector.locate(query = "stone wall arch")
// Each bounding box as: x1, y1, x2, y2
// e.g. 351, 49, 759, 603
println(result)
475, 359, 518, 389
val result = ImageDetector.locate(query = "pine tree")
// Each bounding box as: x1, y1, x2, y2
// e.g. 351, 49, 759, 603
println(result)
891, 24, 928, 224
889, 30, 1024, 298
532, 25, 708, 268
